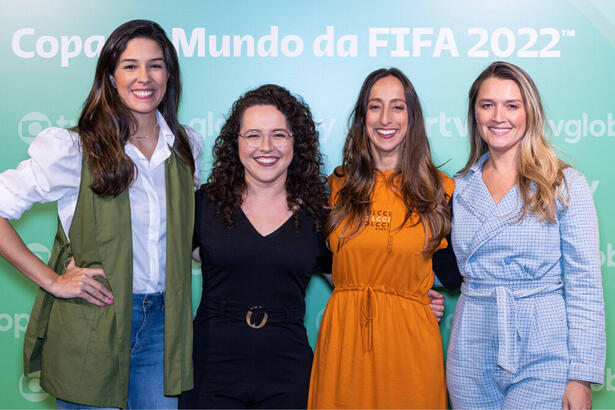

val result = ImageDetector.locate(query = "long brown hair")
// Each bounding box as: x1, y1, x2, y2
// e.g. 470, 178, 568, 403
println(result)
325, 68, 451, 253
206, 84, 329, 231
459, 61, 568, 222
77, 19, 195, 197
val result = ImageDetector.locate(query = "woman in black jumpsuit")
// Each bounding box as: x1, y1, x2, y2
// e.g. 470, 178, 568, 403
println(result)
180, 84, 331, 409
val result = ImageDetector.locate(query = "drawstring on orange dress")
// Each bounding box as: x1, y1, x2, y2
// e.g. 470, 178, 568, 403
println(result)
360, 286, 376, 352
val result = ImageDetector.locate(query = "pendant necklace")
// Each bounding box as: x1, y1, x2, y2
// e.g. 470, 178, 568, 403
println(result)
132, 122, 159, 140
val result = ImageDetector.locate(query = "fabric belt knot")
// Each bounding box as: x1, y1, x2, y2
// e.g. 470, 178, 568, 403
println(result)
461, 281, 563, 374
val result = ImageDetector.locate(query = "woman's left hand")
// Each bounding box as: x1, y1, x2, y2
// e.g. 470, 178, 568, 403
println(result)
428, 289, 445, 322
562, 380, 592, 410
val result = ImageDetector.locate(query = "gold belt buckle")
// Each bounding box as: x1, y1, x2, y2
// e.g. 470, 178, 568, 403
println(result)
245, 306, 268, 329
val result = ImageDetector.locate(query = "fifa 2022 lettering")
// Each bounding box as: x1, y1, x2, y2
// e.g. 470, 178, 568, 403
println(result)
12, 26, 572, 66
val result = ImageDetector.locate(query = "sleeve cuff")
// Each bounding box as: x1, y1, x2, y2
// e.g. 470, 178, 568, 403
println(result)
0, 183, 28, 220
568, 362, 605, 385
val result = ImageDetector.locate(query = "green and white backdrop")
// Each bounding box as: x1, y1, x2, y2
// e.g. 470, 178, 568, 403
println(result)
1, 0, 614, 408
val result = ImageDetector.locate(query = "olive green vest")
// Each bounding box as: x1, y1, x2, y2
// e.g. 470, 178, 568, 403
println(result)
23, 148, 194, 408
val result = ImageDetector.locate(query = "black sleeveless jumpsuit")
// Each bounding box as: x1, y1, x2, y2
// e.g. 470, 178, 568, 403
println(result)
180, 188, 331, 409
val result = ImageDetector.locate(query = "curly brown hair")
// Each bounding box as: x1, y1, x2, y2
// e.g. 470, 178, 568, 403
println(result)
206, 84, 328, 231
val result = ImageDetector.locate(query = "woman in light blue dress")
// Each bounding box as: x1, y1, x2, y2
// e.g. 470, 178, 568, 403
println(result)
446, 61, 605, 409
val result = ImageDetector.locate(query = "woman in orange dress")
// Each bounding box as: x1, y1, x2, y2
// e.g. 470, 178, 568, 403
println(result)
308, 68, 453, 409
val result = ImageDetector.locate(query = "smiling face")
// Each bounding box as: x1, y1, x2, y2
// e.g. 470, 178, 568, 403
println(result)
475, 77, 527, 158
112, 37, 168, 120
238, 104, 294, 188
365, 75, 409, 170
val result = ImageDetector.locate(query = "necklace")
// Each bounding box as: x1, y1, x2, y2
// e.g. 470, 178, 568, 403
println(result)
132, 123, 159, 140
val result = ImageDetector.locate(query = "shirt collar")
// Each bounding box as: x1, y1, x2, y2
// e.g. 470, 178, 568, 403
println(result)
125, 111, 174, 168
156, 110, 175, 147
148, 111, 173, 168
455, 151, 489, 198
467, 151, 490, 176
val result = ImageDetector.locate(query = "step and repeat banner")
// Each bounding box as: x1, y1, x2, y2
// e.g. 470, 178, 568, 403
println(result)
1, 0, 614, 407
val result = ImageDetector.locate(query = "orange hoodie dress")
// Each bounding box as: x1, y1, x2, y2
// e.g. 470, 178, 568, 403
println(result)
308, 170, 453, 409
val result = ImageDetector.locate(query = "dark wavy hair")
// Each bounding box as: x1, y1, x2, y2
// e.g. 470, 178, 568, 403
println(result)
76, 19, 195, 197
207, 84, 328, 231
325, 68, 451, 253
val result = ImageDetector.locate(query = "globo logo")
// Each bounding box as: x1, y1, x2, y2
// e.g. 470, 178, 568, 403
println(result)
28, 243, 51, 264
17, 112, 78, 145
18, 112, 51, 145
19, 374, 49, 402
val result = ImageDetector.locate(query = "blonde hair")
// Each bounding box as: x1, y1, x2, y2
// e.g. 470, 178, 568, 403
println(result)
459, 61, 568, 222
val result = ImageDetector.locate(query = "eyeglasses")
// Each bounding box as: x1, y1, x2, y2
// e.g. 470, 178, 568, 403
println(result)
238, 130, 293, 149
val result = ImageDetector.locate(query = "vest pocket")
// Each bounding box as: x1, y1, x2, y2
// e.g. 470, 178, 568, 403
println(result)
41, 297, 120, 401
41, 298, 97, 392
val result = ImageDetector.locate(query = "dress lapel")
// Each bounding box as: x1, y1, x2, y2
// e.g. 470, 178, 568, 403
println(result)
456, 153, 522, 259
466, 184, 521, 258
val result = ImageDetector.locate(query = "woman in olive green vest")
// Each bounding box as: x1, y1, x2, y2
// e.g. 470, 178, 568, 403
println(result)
0, 20, 201, 408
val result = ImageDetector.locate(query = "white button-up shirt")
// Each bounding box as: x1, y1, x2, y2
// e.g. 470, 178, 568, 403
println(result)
0, 111, 202, 294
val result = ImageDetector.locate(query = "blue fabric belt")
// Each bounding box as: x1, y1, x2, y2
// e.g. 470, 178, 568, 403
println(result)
460, 281, 563, 374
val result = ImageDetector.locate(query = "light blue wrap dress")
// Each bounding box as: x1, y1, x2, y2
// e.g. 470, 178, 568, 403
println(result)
446, 153, 605, 409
